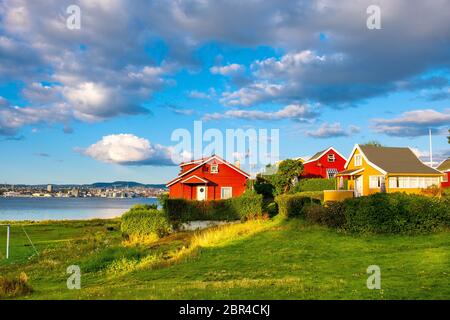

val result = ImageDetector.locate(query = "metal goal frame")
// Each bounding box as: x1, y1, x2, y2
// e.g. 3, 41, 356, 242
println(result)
0, 224, 10, 259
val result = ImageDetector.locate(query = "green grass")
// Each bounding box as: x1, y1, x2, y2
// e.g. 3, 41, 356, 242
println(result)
0, 217, 449, 299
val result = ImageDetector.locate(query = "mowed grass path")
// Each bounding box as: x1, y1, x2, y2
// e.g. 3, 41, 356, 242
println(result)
0, 217, 449, 299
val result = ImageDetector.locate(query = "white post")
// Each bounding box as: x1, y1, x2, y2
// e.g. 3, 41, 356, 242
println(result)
6, 225, 10, 259
429, 129, 433, 167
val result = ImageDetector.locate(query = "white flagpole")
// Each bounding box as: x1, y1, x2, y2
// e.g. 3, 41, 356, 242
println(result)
429, 128, 433, 167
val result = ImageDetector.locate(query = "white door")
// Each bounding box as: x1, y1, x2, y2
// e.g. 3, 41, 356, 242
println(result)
196, 186, 207, 201
354, 176, 363, 197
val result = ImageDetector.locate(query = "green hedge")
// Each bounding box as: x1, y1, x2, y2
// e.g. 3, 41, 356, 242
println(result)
294, 178, 336, 192
301, 193, 449, 234
303, 201, 346, 228
293, 191, 324, 202
164, 192, 263, 224
343, 193, 449, 234
121, 205, 171, 239
275, 194, 321, 218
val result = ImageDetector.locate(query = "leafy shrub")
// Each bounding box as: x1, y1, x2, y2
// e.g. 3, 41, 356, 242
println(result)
164, 192, 263, 225
265, 201, 278, 217
232, 191, 263, 220
302, 201, 346, 228
121, 205, 171, 240
293, 178, 336, 192
275, 194, 320, 218
323, 201, 347, 228
0, 272, 33, 298
302, 203, 327, 224
253, 176, 276, 199
343, 193, 449, 234
291, 191, 324, 202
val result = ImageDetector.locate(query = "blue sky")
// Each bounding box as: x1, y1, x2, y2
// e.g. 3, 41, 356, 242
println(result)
0, 0, 449, 184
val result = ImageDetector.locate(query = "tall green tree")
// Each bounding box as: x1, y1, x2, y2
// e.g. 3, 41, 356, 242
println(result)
362, 140, 383, 147
276, 159, 304, 193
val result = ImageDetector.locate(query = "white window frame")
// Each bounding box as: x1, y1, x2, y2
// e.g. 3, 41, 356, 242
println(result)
327, 154, 335, 163
354, 154, 362, 166
443, 174, 448, 183
220, 187, 233, 199
210, 164, 219, 174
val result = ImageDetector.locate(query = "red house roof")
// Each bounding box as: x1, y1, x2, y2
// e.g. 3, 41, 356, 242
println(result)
303, 147, 347, 164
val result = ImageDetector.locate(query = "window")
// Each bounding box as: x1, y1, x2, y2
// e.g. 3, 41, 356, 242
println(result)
210, 164, 218, 173
409, 177, 419, 188
369, 176, 385, 188
389, 176, 439, 189
354, 154, 362, 166
326, 168, 338, 178
389, 177, 399, 188
443, 174, 448, 183
399, 177, 409, 188
221, 187, 232, 199
327, 154, 335, 162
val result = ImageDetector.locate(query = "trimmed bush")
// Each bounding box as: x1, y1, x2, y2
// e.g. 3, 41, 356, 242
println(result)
233, 192, 263, 220
275, 194, 320, 218
294, 191, 324, 202
164, 192, 263, 225
343, 193, 449, 234
303, 201, 346, 228
121, 205, 171, 240
323, 201, 347, 228
294, 178, 336, 192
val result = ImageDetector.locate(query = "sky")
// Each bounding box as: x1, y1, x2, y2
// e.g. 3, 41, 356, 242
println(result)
0, 0, 449, 184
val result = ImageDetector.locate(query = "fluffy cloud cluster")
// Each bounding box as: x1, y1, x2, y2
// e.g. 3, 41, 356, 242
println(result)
1, 0, 450, 136
79, 134, 175, 166
305, 122, 360, 138
0, 0, 173, 135
372, 109, 450, 137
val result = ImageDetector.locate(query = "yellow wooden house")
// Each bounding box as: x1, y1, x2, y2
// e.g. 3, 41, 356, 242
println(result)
335, 144, 443, 197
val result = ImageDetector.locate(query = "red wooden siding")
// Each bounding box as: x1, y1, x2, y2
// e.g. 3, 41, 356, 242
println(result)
442, 172, 450, 188
301, 148, 347, 179
167, 156, 249, 200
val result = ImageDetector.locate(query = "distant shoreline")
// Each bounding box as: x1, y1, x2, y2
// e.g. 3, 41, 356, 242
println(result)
1, 196, 158, 199
0, 197, 159, 221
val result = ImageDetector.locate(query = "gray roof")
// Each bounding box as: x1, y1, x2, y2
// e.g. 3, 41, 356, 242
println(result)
359, 145, 442, 175
437, 158, 450, 172
308, 149, 327, 162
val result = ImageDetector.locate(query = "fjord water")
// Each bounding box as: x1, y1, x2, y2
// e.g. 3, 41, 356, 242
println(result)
0, 197, 159, 221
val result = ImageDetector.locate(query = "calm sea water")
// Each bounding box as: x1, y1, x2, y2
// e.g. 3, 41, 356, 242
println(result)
0, 197, 159, 221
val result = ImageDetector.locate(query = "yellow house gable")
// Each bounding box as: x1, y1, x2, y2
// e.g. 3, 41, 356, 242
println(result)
344, 147, 384, 196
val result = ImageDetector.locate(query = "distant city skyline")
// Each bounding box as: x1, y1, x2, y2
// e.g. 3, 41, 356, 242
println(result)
0, 1, 449, 184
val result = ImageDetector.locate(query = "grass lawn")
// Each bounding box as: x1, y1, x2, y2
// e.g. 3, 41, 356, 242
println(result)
0, 217, 449, 299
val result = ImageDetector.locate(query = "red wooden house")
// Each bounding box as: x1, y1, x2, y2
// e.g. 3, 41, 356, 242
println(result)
436, 158, 450, 188
166, 155, 250, 201
301, 147, 347, 179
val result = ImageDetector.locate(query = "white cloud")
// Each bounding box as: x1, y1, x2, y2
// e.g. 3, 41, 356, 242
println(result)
78, 134, 175, 166
210, 63, 245, 75
305, 122, 360, 138
203, 104, 319, 121
371, 109, 450, 137
221, 82, 284, 106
